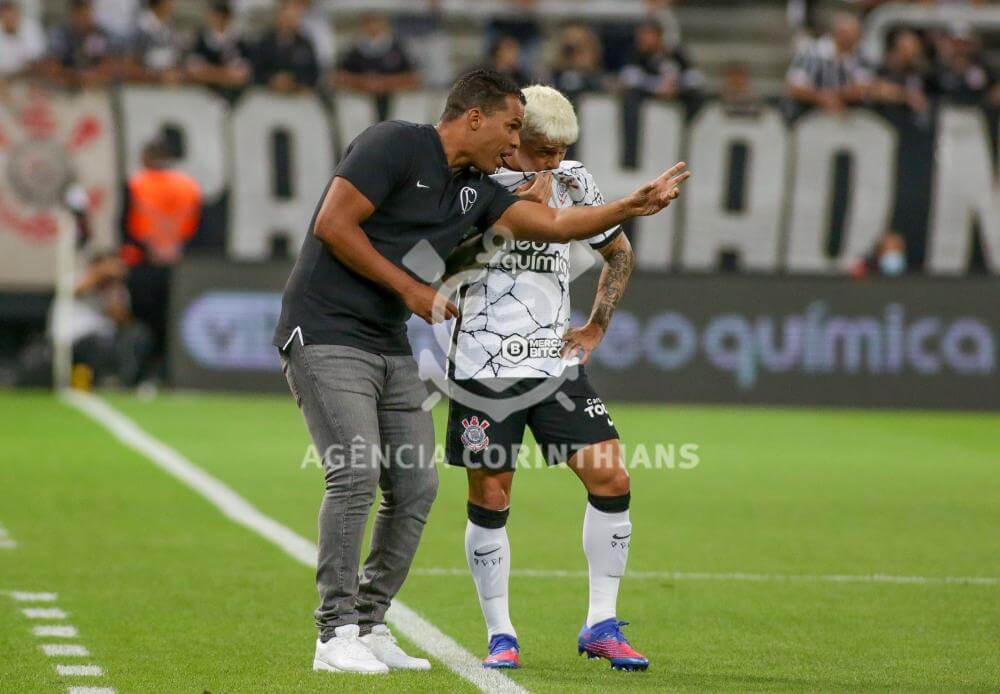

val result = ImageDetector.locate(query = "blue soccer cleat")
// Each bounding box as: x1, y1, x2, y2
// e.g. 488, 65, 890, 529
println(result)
482, 633, 520, 669
578, 618, 649, 671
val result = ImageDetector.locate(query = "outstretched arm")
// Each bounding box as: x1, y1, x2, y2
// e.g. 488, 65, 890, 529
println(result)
495, 162, 690, 243
444, 173, 554, 278
562, 233, 635, 364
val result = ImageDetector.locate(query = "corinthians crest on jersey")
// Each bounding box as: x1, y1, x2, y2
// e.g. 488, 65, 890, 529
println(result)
449, 161, 622, 381
460, 416, 491, 452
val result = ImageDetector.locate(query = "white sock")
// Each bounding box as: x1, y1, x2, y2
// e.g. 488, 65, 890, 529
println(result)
465, 519, 515, 639
583, 502, 631, 627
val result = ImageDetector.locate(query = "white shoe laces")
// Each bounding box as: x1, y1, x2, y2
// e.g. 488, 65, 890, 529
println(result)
366, 627, 409, 657
328, 630, 379, 662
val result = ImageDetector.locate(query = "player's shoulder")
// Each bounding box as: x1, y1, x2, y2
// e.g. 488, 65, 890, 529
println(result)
489, 166, 533, 190
356, 120, 428, 148
490, 166, 528, 181
555, 160, 598, 184
558, 159, 588, 173
557, 160, 591, 174
370, 119, 421, 133
555, 160, 606, 205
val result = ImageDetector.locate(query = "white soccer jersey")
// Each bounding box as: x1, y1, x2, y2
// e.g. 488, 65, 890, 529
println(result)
449, 161, 621, 380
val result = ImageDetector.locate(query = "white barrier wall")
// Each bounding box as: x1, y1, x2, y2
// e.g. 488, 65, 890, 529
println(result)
0, 86, 118, 288
1, 86, 998, 288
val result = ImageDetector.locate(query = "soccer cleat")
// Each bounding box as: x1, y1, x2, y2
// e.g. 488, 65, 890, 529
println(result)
360, 624, 432, 670
312, 624, 389, 674
482, 633, 520, 669
577, 618, 649, 671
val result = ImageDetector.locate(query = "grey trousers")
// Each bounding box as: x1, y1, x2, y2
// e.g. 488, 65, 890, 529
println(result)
280, 342, 438, 638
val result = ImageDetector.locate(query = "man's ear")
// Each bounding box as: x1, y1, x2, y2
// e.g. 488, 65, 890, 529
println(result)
467, 107, 482, 131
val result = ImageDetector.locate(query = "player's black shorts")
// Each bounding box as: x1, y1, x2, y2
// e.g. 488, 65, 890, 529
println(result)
445, 369, 620, 471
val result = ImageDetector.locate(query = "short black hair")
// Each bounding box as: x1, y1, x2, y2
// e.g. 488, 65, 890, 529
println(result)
441, 68, 525, 122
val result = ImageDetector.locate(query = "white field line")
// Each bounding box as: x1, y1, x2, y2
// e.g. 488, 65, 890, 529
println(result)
42, 644, 91, 657
62, 390, 529, 694
23, 608, 68, 619
67, 688, 116, 694
9, 592, 59, 602
411, 567, 1000, 586
33, 625, 78, 638
55, 664, 103, 676
0, 523, 16, 550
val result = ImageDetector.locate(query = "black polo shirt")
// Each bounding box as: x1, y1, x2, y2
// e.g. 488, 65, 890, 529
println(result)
274, 120, 519, 356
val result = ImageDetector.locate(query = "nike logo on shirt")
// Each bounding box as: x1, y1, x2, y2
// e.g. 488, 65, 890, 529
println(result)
473, 547, 500, 557
416, 180, 430, 189
612, 533, 632, 540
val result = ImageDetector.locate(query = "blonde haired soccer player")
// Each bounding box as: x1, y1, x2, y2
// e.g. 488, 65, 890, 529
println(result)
445, 84, 649, 671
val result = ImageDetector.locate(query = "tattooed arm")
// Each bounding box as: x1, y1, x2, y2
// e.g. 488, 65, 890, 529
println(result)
561, 232, 635, 364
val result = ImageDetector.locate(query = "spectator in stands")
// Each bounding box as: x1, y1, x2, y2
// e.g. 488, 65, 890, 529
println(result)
930, 26, 997, 106
331, 11, 420, 99
486, 0, 541, 69
123, 139, 201, 374
786, 12, 871, 114
44, 0, 117, 87
252, 0, 319, 92
130, 0, 185, 83
393, 0, 451, 88
484, 35, 531, 87
186, 1, 251, 92
49, 251, 153, 387
720, 62, 764, 115
0, 0, 45, 79
788, 0, 821, 38
644, 0, 682, 49
550, 23, 607, 99
298, 0, 336, 71
871, 29, 930, 114
850, 231, 908, 279
93, 0, 138, 47
619, 19, 703, 100
600, 0, 682, 77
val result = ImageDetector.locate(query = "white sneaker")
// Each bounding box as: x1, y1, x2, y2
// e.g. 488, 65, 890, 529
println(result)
360, 624, 432, 670
313, 624, 389, 674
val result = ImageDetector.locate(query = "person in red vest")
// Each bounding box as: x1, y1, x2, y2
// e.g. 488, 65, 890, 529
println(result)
123, 139, 201, 379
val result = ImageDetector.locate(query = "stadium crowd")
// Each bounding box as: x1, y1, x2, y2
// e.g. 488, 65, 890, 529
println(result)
787, 8, 1000, 116
0, 0, 996, 109
3, 0, 998, 387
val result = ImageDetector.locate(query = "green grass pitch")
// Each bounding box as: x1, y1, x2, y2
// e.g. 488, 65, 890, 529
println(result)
1, 390, 998, 692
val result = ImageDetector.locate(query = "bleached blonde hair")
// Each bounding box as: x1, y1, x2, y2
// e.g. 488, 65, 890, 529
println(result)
520, 84, 579, 147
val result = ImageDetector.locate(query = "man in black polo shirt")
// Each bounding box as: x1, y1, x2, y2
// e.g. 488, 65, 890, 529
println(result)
274, 68, 689, 675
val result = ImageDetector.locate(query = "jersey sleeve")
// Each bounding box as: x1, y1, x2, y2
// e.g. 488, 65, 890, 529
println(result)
474, 178, 520, 232
566, 165, 622, 249
334, 122, 412, 209
786, 44, 817, 89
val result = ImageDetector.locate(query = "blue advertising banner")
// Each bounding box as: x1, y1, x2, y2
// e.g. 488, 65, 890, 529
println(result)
169, 259, 998, 409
